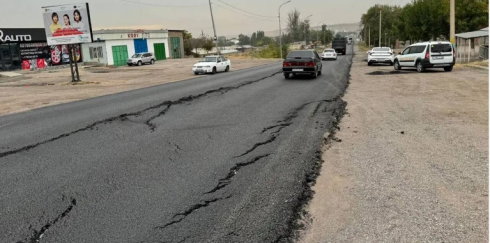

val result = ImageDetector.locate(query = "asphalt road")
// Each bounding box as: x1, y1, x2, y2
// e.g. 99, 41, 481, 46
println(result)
0, 46, 353, 243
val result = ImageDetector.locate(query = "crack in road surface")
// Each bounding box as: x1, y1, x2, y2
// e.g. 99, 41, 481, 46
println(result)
18, 198, 77, 243
204, 154, 271, 195
155, 195, 232, 230
0, 71, 281, 159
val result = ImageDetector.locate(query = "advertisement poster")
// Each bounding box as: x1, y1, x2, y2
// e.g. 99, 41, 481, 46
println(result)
42, 3, 93, 45
19, 42, 50, 60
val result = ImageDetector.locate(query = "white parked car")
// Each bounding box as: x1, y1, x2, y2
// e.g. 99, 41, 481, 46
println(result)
192, 55, 231, 75
321, 48, 337, 60
394, 41, 455, 72
367, 47, 394, 66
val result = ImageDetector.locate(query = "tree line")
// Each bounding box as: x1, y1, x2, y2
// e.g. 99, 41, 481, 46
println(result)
361, 0, 488, 47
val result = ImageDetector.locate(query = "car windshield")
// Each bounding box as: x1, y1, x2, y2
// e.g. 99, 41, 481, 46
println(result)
132, 54, 142, 58
287, 51, 314, 58
373, 48, 390, 52
324, 50, 335, 53
431, 44, 452, 53
201, 57, 217, 62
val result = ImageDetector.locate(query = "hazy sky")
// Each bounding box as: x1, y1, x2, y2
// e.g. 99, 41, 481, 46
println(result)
0, 0, 412, 37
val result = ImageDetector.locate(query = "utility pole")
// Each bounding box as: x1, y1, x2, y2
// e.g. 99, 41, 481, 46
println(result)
304, 15, 312, 47
368, 25, 370, 48
450, 0, 455, 44
208, 0, 220, 55
379, 10, 382, 47
278, 0, 290, 59
316, 21, 324, 48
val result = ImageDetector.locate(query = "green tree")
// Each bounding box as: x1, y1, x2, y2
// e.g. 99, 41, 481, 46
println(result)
183, 31, 194, 56
238, 34, 251, 45
287, 9, 302, 41
202, 37, 214, 54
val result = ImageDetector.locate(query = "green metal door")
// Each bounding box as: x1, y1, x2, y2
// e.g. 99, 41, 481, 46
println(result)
170, 37, 182, 59
153, 43, 166, 60
112, 45, 128, 66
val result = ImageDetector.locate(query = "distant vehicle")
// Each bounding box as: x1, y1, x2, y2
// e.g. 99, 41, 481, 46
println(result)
332, 37, 347, 55
192, 55, 231, 75
321, 48, 337, 60
367, 47, 394, 66
127, 52, 155, 66
282, 50, 323, 79
348, 37, 353, 45
394, 41, 455, 73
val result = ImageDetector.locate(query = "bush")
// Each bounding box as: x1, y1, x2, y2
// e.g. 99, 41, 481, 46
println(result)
254, 42, 289, 59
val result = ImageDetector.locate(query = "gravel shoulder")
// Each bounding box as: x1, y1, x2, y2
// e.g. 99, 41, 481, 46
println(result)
300, 46, 489, 242
0, 58, 280, 116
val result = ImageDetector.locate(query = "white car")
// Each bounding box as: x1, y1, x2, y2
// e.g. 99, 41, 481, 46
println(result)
367, 47, 394, 66
321, 48, 337, 60
192, 55, 231, 75
394, 41, 455, 72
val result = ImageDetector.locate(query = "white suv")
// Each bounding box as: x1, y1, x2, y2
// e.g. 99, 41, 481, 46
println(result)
394, 42, 455, 72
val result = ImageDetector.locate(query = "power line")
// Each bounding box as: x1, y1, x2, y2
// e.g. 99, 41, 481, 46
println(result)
119, 0, 207, 7
212, 2, 276, 22
216, 0, 277, 18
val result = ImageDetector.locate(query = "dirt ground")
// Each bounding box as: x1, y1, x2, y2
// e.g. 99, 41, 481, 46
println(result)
0, 57, 280, 116
300, 47, 488, 242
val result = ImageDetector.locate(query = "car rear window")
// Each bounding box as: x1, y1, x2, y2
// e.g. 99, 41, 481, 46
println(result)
373, 48, 390, 52
431, 44, 452, 53
287, 51, 314, 58
324, 50, 334, 53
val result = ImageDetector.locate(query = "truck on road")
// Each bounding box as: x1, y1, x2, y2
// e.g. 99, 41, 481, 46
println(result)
332, 37, 347, 55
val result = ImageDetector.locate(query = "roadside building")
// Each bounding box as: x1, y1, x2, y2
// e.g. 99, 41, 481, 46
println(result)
82, 29, 172, 66
168, 30, 184, 59
0, 28, 83, 71
456, 27, 489, 62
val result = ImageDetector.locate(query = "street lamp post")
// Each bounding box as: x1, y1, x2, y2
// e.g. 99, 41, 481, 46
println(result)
278, 0, 291, 59
304, 15, 312, 47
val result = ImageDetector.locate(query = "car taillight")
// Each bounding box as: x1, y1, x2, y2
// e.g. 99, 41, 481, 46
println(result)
283, 62, 290, 67
425, 48, 430, 59
307, 62, 315, 67
453, 49, 456, 58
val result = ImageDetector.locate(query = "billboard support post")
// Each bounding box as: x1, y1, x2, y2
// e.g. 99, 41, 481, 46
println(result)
68, 45, 76, 82
72, 45, 80, 81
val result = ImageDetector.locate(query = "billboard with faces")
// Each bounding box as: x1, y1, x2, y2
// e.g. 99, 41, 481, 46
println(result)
42, 3, 93, 45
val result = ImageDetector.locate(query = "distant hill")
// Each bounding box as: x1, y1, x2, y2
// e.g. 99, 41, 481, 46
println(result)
263, 22, 361, 37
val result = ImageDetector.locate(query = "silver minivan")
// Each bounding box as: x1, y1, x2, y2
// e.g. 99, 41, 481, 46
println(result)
127, 52, 156, 66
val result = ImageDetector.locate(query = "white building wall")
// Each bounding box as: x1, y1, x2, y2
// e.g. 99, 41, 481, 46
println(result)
81, 42, 108, 65
104, 40, 135, 66
147, 38, 170, 58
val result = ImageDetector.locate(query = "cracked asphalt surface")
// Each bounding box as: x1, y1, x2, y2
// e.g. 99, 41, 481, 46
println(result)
0, 46, 353, 243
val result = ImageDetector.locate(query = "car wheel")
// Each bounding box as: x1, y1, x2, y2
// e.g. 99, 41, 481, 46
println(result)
225, 66, 230, 72
368, 62, 372, 66
284, 73, 290, 79
394, 60, 401, 70
212, 67, 217, 74
416, 61, 425, 73
312, 70, 318, 78
444, 66, 453, 72
137, 61, 142, 66
194, 72, 199, 75
150, 59, 155, 65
